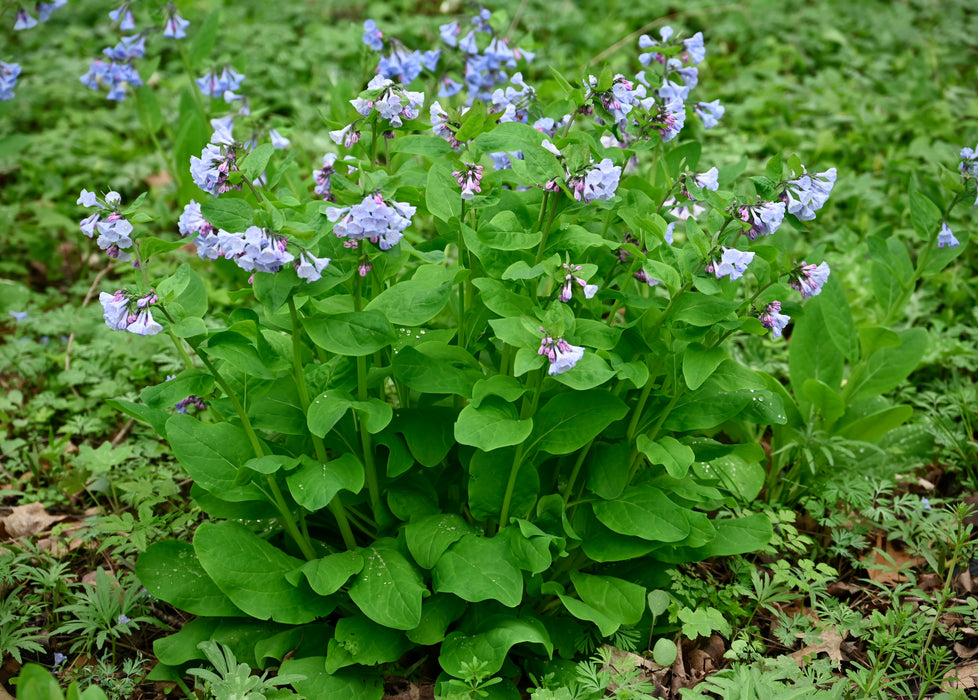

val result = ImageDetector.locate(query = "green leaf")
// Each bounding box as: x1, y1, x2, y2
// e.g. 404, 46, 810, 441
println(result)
194, 521, 334, 624
637, 436, 695, 479
188, 10, 220, 69
678, 607, 731, 640
395, 407, 457, 466
818, 275, 859, 361
303, 310, 397, 356
433, 534, 523, 606
348, 541, 425, 630
801, 379, 845, 429
165, 414, 264, 501
366, 265, 453, 326
471, 375, 527, 408
653, 639, 678, 667
406, 514, 478, 569
406, 594, 467, 645
426, 165, 462, 222
14, 665, 66, 700
286, 453, 364, 511
664, 390, 751, 431
527, 390, 628, 455
281, 658, 383, 700
909, 184, 943, 241
205, 330, 276, 379
471, 278, 535, 317
139, 236, 185, 260
439, 615, 553, 679
571, 572, 646, 628
351, 398, 393, 434
845, 328, 927, 404
682, 343, 726, 390
326, 615, 412, 672
393, 344, 483, 396
297, 551, 364, 596
240, 143, 275, 181
789, 298, 844, 409
550, 352, 616, 390
837, 404, 914, 441
200, 198, 254, 232
307, 392, 352, 437
454, 396, 533, 451
389, 134, 453, 158
669, 293, 739, 326
468, 447, 539, 522
477, 210, 542, 251
136, 541, 244, 617
592, 484, 691, 542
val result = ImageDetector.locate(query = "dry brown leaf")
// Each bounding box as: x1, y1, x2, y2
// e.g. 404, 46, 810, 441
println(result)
942, 660, 978, 690
0, 684, 15, 700
790, 627, 845, 667
0, 503, 67, 539
955, 642, 978, 660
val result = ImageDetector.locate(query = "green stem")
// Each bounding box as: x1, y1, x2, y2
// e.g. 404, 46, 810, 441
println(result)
185, 334, 316, 560
177, 44, 208, 116
561, 437, 595, 504
457, 203, 466, 348
288, 299, 358, 550
498, 369, 544, 528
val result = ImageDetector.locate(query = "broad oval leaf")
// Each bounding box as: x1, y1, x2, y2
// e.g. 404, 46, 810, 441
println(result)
194, 521, 334, 624
136, 541, 243, 617
303, 311, 397, 356
592, 484, 691, 543
348, 541, 426, 630
433, 534, 523, 607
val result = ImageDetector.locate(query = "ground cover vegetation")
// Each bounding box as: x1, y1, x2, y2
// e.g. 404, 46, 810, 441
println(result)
0, 0, 976, 698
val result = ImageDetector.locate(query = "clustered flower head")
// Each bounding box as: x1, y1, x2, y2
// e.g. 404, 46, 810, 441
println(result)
326, 193, 416, 251
313, 153, 339, 201
585, 74, 647, 133
196, 67, 246, 102
80, 40, 144, 102
190, 117, 241, 197
453, 163, 484, 200
77, 189, 136, 262
557, 263, 599, 303
177, 201, 329, 283
959, 144, 978, 205
0, 61, 21, 101
14, 1, 67, 30
789, 261, 831, 298
544, 141, 622, 203
99, 290, 163, 336
938, 221, 960, 248
738, 200, 786, 240
707, 247, 755, 281
164, 8, 190, 39
175, 395, 207, 414
757, 301, 790, 339
436, 7, 534, 101
351, 75, 424, 129
783, 167, 837, 221
538, 331, 584, 376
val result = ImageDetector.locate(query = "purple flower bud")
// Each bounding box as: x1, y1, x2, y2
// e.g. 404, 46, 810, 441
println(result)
758, 301, 790, 338
790, 261, 831, 298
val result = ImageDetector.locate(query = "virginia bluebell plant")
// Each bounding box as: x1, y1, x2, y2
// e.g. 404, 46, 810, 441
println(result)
58, 6, 971, 696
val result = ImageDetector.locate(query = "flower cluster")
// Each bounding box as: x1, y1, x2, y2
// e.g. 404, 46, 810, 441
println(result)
361, 19, 440, 85
197, 67, 246, 102
77, 189, 136, 262
190, 118, 241, 197
0, 61, 20, 101
99, 290, 163, 336
585, 74, 647, 133
453, 163, 484, 200
437, 7, 534, 101
78, 4, 187, 101
783, 167, 837, 221
175, 395, 207, 414
757, 301, 790, 339
326, 194, 416, 251
313, 153, 339, 201
12, 1, 66, 30
789, 261, 831, 298
557, 264, 598, 303
738, 200, 786, 240
543, 140, 622, 203
610, 26, 723, 142
707, 247, 755, 281
538, 332, 584, 376
350, 76, 424, 130
959, 144, 978, 205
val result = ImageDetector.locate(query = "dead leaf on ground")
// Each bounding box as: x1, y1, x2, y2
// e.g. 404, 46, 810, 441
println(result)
790, 627, 845, 667
955, 642, 978, 660
943, 660, 978, 690
383, 680, 433, 700
0, 503, 68, 539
